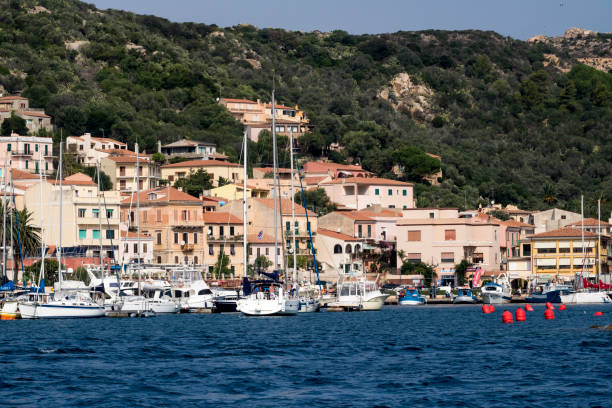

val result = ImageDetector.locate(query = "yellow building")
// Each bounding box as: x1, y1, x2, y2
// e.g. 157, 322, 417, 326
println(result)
528, 227, 610, 282
206, 183, 268, 201
161, 160, 241, 187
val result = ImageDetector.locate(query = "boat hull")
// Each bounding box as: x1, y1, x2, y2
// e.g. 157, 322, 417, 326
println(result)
237, 298, 284, 316
560, 291, 611, 304
1, 301, 19, 320
150, 302, 179, 314
298, 299, 320, 313
482, 293, 512, 304
453, 296, 477, 304
19, 303, 105, 319
399, 298, 426, 306
213, 298, 239, 313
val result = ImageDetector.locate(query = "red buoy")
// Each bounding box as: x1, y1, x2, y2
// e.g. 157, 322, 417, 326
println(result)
594, 311, 603, 316
489, 305, 495, 313
515, 308, 526, 321
558, 304, 566, 311
482, 304, 493, 314
545, 302, 554, 310
524, 304, 534, 312
544, 308, 555, 320
502, 310, 514, 323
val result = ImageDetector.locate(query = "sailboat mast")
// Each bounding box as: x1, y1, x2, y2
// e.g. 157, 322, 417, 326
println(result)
243, 131, 248, 278
136, 143, 141, 296
96, 160, 103, 269
272, 89, 278, 269
38, 154, 45, 289
289, 131, 297, 285
581, 195, 584, 285
2, 157, 7, 279
597, 199, 601, 288
58, 141, 63, 292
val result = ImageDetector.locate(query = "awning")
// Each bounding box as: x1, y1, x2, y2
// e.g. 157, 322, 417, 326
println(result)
362, 244, 377, 250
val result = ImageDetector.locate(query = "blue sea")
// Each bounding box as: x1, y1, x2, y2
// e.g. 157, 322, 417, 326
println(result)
1, 304, 611, 407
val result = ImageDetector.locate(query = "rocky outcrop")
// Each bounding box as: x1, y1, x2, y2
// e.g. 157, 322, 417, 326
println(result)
377, 73, 434, 120
576, 57, 612, 73
65, 40, 90, 52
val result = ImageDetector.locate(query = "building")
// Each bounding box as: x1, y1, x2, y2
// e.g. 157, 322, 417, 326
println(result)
527, 227, 610, 283
66, 133, 128, 166
319, 177, 414, 210
0, 96, 52, 133
159, 139, 217, 160
117, 231, 154, 264
219, 98, 310, 142
205, 183, 268, 202
161, 160, 241, 187
531, 208, 581, 234
396, 216, 501, 286
120, 186, 205, 266
0, 133, 54, 174
302, 161, 372, 179
23, 173, 121, 261
315, 228, 365, 280
101, 153, 160, 194
203, 212, 245, 277
566, 218, 612, 235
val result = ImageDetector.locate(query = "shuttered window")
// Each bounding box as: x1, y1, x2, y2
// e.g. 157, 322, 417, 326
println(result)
444, 229, 456, 240
407, 230, 421, 241
441, 252, 454, 263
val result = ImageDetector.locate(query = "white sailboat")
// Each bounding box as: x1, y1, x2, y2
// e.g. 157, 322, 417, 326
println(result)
20, 142, 105, 319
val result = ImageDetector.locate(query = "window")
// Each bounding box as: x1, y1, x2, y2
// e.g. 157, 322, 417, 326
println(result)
78, 208, 86, 218
286, 221, 290, 232
407, 253, 421, 263
35, 161, 39, 174
194, 256, 198, 264
367, 224, 372, 238
194, 233, 198, 244
93, 230, 100, 240
35, 144, 38, 152
402, 189, 407, 196
45, 145, 48, 156
175, 256, 179, 264
230, 244, 235, 255
334, 244, 342, 254
209, 244, 214, 255
156, 232, 162, 245
537, 248, 556, 254
7, 144, 10, 152
120, 180, 126, 190
219, 226, 224, 237
182, 210, 188, 221
156, 209, 162, 222
124, 243, 129, 253
375, 188, 379, 195
133, 243, 138, 253
388, 189, 392, 196
45, 162, 48, 171
473, 252, 484, 263
106, 230, 115, 239
257, 248, 261, 257
559, 247, 570, 253
358, 225, 363, 238
25, 160, 28, 169
345, 244, 352, 253
444, 229, 456, 241
157, 256, 162, 264
119, 166, 126, 176
441, 252, 454, 263
408, 231, 421, 241
429, 212, 435, 219
106, 209, 113, 219
230, 226, 234, 236
92, 209, 100, 218
265, 248, 269, 256
182, 232, 188, 244
208, 226, 213, 236
174, 232, 178, 244
78, 229, 86, 239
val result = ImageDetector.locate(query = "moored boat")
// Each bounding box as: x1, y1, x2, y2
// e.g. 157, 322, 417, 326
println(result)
453, 288, 478, 304
398, 288, 427, 305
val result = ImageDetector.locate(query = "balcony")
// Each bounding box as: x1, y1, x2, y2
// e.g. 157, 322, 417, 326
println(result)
9, 150, 32, 156
207, 235, 244, 242
181, 244, 195, 251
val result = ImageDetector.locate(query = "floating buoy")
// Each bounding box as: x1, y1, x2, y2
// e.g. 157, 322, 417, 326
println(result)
545, 302, 554, 310
558, 304, 566, 311
482, 304, 491, 314
489, 305, 495, 313
544, 308, 555, 320
515, 308, 526, 321
594, 311, 603, 316
502, 310, 514, 323
524, 304, 534, 312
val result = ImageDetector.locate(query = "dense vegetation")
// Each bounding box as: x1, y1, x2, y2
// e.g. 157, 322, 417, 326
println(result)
1, 0, 611, 216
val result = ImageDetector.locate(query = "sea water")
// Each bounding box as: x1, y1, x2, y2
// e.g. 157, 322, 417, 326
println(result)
1, 304, 611, 407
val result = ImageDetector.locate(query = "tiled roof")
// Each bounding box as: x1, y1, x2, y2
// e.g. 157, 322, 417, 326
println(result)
246, 233, 275, 244
528, 227, 601, 239
10, 168, 38, 180
106, 155, 151, 163
501, 219, 534, 229
397, 218, 500, 226
303, 161, 368, 173
266, 103, 295, 110
203, 212, 242, 224
162, 159, 239, 168
320, 177, 412, 186
120, 231, 153, 239
254, 167, 292, 174
302, 176, 328, 185
220, 98, 258, 104
0, 96, 28, 101
317, 228, 361, 241
120, 186, 200, 204
17, 110, 50, 118
90, 137, 126, 145
338, 211, 375, 221
567, 218, 611, 227
254, 198, 317, 216
162, 139, 215, 148
62, 172, 97, 186
358, 209, 403, 218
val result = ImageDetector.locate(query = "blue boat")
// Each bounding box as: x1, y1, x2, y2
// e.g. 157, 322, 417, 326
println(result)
453, 288, 478, 304
526, 284, 573, 304
398, 288, 427, 305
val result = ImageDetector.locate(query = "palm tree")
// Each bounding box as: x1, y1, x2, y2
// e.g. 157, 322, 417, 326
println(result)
0, 206, 41, 259
543, 183, 557, 206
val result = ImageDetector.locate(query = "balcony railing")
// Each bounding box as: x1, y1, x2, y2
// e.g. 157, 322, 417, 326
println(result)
9, 150, 32, 156
207, 235, 244, 242
181, 244, 195, 251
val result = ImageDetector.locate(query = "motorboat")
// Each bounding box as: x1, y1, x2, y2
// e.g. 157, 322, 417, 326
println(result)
237, 277, 299, 316
327, 276, 388, 311
19, 291, 105, 319
398, 288, 427, 305
481, 274, 512, 304
526, 283, 573, 303
452, 288, 478, 304
299, 296, 320, 312
145, 289, 179, 314
1, 299, 20, 320
559, 291, 611, 304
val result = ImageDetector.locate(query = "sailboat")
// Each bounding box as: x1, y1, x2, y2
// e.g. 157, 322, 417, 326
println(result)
19, 142, 105, 319
237, 92, 298, 316
560, 197, 611, 304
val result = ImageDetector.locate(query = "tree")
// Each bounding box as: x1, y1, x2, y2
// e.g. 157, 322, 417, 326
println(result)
152, 152, 166, 164
392, 146, 441, 183
253, 255, 272, 272
1, 112, 28, 135
401, 261, 437, 286
294, 188, 336, 216
218, 176, 231, 187
287, 255, 309, 270
454, 259, 470, 286
174, 169, 214, 197
213, 252, 232, 279
83, 167, 113, 191
25, 259, 62, 287
489, 210, 511, 221
0, 207, 42, 258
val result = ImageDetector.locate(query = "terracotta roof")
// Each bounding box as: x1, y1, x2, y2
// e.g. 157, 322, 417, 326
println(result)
203, 212, 242, 224
501, 219, 534, 229
120, 186, 200, 204
567, 218, 612, 227
397, 218, 500, 226
220, 98, 258, 104
317, 228, 361, 241
528, 227, 601, 239
303, 162, 368, 173
209, 153, 229, 160
358, 209, 402, 218
62, 172, 97, 186
254, 198, 317, 216
254, 167, 292, 174
96, 148, 136, 155
320, 177, 413, 186
266, 103, 296, 110
247, 233, 275, 244
17, 110, 50, 118
162, 159, 239, 168
162, 139, 215, 148
120, 231, 153, 239
0, 96, 28, 101
339, 211, 375, 221
90, 137, 126, 145
303, 176, 328, 185
202, 196, 223, 203
105, 155, 151, 163
10, 168, 38, 180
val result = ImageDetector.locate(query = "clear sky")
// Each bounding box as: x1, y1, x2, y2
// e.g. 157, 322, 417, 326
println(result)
89, 0, 611, 40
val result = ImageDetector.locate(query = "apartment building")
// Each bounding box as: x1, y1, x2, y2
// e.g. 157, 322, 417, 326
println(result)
101, 154, 160, 194
117, 231, 154, 264
159, 139, 217, 160
66, 133, 128, 166
161, 160, 240, 187
0, 133, 54, 175
319, 177, 414, 210
203, 212, 245, 277
0, 96, 52, 133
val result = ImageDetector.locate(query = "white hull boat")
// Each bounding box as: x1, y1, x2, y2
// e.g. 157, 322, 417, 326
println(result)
560, 291, 611, 304
298, 297, 320, 312
328, 276, 388, 311
20, 293, 105, 319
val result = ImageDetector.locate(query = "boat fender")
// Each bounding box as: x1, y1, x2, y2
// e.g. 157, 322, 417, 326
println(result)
515, 308, 526, 322
544, 308, 554, 320
502, 310, 513, 323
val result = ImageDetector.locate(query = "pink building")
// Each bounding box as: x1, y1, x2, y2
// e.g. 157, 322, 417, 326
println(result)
319, 177, 414, 210
66, 133, 128, 166
0, 133, 54, 175
302, 161, 373, 179
396, 216, 501, 285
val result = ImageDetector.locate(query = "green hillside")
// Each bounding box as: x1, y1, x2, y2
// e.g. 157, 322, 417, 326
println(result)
1, 0, 611, 216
